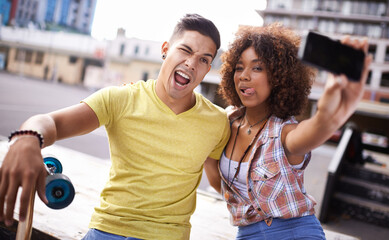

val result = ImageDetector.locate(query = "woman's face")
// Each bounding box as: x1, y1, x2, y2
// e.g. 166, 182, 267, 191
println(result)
233, 46, 271, 109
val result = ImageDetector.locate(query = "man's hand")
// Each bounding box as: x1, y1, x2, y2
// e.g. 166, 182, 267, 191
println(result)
0, 103, 100, 226
0, 136, 48, 226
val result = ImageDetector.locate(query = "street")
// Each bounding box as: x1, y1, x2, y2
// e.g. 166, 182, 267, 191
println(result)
0, 71, 110, 159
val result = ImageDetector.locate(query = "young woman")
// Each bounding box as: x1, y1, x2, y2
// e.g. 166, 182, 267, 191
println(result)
204, 23, 372, 239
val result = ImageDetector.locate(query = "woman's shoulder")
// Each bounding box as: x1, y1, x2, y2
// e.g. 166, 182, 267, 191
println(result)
225, 106, 245, 121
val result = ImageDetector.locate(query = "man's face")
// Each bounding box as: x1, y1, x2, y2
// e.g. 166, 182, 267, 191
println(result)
156, 30, 216, 103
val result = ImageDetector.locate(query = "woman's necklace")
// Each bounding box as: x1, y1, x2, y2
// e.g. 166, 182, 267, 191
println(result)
227, 117, 243, 187
227, 115, 268, 188
245, 114, 268, 135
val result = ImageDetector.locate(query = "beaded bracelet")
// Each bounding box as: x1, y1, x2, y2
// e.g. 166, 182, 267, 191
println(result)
8, 130, 44, 148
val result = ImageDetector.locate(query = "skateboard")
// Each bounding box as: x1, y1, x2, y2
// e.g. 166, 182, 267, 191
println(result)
16, 156, 75, 240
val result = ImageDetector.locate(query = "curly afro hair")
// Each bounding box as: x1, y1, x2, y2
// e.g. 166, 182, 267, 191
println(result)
218, 23, 315, 119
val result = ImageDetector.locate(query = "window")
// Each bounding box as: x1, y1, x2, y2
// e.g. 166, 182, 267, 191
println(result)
350, 1, 360, 14
354, 23, 368, 36
368, 45, 376, 61
25, 50, 33, 63
35, 51, 44, 64
23, 11, 29, 20
302, 0, 319, 11
366, 71, 372, 85
297, 18, 315, 31
15, 49, 25, 61
318, 19, 336, 34
120, 43, 125, 56
358, 1, 369, 15
385, 47, 389, 62
69, 56, 78, 64
367, 24, 381, 38
268, 0, 292, 9
377, 2, 387, 16
45, 0, 56, 22
15, 49, 33, 62
322, 0, 339, 12
381, 72, 389, 87
134, 45, 139, 55
341, 1, 352, 15
368, 2, 379, 15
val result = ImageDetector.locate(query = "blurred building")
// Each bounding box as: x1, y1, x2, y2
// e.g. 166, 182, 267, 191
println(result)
0, 25, 223, 104
0, 26, 155, 86
0, 0, 96, 35
257, 0, 389, 103
0, 0, 11, 26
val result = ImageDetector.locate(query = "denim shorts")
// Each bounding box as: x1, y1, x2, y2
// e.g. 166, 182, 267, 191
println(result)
82, 229, 143, 240
236, 214, 326, 240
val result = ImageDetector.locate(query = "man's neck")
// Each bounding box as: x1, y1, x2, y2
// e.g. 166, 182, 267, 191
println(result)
163, 94, 196, 115
155, 81, 196, 115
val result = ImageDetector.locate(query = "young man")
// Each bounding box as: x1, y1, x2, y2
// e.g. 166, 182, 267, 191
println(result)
0, 14, 230, 240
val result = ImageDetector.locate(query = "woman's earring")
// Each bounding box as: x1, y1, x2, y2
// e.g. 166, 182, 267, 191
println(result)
162, 54, 166, 60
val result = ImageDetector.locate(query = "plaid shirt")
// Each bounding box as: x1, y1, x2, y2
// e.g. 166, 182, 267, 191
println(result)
219, 109, 316, 226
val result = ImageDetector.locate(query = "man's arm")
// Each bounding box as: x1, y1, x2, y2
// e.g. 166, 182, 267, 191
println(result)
0, 102, 99, 226
204, 157, 221, 194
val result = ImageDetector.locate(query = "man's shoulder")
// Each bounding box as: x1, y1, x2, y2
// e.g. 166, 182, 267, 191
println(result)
102, 79, 154, 96
123, 79, 154, 90
196, 94, 227, 116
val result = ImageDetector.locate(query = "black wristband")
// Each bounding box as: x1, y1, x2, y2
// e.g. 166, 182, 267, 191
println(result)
8, 130, 44, 148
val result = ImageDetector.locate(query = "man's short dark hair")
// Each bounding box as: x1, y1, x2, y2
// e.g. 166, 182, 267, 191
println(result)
170, 14, 221, 52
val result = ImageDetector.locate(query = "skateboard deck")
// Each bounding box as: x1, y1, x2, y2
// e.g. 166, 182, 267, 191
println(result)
16, 184, 35, 240
15, 156, 75, 240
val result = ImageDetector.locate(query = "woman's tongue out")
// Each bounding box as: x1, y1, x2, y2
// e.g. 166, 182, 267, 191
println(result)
241, 87, 255, 96
174, 71, 190, 88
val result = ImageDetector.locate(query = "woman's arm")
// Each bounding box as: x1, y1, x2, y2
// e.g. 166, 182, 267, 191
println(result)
283, 37, 373, 162
204, 157, 222, 194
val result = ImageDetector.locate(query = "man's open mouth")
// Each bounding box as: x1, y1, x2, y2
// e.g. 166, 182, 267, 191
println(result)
175, 71, 190, 87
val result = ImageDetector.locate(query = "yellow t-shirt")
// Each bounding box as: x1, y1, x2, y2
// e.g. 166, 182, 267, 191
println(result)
82, 80, 230, 240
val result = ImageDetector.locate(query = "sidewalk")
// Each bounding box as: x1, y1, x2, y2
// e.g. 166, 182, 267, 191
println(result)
0, 140, 362, 239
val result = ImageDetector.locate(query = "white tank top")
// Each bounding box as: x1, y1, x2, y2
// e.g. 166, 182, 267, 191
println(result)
220, 152, 250, 198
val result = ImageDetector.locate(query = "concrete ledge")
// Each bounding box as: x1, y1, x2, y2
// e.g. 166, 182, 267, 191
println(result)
0, 140, 358, 239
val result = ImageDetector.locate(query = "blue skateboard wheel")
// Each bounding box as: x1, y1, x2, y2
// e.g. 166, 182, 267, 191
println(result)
46, 174, 75, 209
43, 156, 63, 174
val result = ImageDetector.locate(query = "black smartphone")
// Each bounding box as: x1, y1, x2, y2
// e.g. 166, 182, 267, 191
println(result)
298, 31, 365, 81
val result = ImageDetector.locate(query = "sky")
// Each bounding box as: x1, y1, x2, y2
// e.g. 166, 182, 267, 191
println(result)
91, 0, 267, 50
